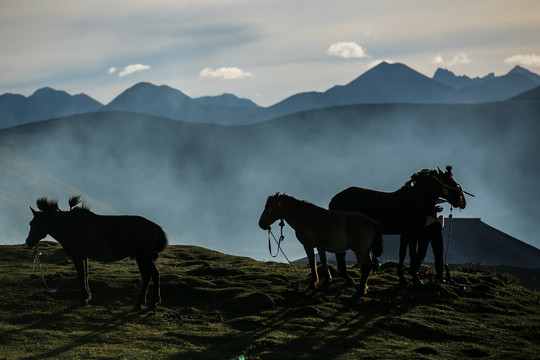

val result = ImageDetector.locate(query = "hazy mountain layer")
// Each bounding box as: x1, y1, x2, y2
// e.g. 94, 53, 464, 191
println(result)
1, 101, 538, 260
0, 146, 117, 244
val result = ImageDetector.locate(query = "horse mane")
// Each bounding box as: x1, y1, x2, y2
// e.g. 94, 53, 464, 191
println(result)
402, 166, 452, 189
278, 193, 319, 209
68, 195, 90, 211
36, 198, 59, 212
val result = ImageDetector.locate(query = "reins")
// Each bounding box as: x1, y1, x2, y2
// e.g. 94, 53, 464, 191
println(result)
268, 220, 285, 258
267, 220, 298, 273
444, 207, 456, 284
32, 245, 48, 289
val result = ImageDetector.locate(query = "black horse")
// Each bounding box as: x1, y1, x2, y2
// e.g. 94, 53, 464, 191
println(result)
25, 196, 168, 309
329, 166, 467, 284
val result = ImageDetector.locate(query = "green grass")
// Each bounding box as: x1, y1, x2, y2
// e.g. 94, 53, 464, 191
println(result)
1, 241, 539, 359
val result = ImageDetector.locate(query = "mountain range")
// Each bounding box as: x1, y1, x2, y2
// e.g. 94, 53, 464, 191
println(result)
2, 62, 540, 128
1, 61, 540, 263
1, 98, 539, 262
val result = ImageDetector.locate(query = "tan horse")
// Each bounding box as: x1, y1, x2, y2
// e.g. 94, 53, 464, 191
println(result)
258, 193, 382, 294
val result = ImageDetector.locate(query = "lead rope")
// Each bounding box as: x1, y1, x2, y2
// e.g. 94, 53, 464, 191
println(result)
267, 220, 298, 273
33, 245, 48, 289
444, 207, 456, 284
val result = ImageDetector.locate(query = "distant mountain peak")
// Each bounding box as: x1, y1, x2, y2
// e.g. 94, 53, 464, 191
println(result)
0, 87, 102, 128
507, 65, 540, 84
509, 65, 527, 73
126, 82, 190, 97
30, 87, 67, 97
108, 82, 192, 108
194, 93, 260, 109
433, 68, 495, 89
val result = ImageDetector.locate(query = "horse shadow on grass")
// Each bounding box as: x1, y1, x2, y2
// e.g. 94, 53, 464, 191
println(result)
3, 270, 158, 359
163, 264, 458, 360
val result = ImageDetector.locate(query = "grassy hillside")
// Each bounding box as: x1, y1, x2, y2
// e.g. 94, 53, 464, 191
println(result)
1, 242, 538, 359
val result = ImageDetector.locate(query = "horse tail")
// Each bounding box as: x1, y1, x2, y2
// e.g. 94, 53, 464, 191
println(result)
371, 223, 383, 258
152, 227, 168, 261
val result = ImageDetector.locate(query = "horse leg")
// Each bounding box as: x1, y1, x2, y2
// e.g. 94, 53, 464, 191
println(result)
73, 257, 91, 305
354, 250, 372, 296
336, 252, 355, 285
303, 245, 319, 288
135, 258, 151, 310
148, 261, 161, 307
415, 229, 431, 281
317, 248, 332, 282
408, 234, 422, 285
430, 222, 445, 282
397, 236, 408, 284
83, 258, 91, 302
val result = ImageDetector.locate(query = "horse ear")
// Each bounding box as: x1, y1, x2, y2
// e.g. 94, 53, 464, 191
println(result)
30, 207, 38, 216
438, 167, 443, 175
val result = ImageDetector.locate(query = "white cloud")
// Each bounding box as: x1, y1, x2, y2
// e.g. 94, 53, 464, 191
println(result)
431, 53, 470, 66
199, 67, 252, 79
118, 64, 151, 77
504, 54, 540, 67
431, 54, 444, 65
108, 67, 117, 75
327, 42, 368, 59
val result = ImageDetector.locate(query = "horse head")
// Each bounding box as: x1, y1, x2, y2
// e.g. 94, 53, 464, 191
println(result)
258, 193, 284, 230
435, 165, 467, 209
407, 166, 467, 210
25, 198, 59, 248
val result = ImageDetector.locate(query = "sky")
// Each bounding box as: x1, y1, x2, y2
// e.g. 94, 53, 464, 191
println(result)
1, 0, 540, 107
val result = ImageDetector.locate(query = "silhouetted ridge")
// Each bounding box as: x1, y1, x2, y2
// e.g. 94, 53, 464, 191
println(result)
0, 87, 102, 128
506, 85, 540, 102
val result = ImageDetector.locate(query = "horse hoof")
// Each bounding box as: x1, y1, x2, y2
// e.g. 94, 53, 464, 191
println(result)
353, 289, 367, 298
79, 297, 91, 306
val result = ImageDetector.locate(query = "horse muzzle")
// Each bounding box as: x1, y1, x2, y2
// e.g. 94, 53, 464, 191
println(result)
259, 219, 270, 231
25, 234, 42, 249
25, 238, 36, 249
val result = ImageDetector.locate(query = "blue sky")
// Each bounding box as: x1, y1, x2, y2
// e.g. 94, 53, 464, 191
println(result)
1, 0, 540, 107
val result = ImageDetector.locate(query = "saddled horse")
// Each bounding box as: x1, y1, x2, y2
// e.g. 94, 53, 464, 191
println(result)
258, 193, 382, 294
329, 166, 467, 284
25, 196, 168, 309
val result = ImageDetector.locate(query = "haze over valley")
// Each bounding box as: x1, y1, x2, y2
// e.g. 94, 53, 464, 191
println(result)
1, 63, 539, 261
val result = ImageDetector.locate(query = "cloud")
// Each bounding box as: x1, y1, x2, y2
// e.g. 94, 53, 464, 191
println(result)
431, 54, 444, 65
504, 54, 540, 67
108, 67, 117, 75
327, 42, 368, 59
118, 64, 151, 77
431, 53, 470, 66
199, 67, 252, 79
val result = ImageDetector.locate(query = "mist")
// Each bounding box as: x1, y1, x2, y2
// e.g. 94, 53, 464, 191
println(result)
0, 102, 539, 262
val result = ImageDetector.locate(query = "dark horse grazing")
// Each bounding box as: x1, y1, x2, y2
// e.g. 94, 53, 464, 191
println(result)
329, 166, 467, 284
259, 193, 382, 294
25, 196, 168, 309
